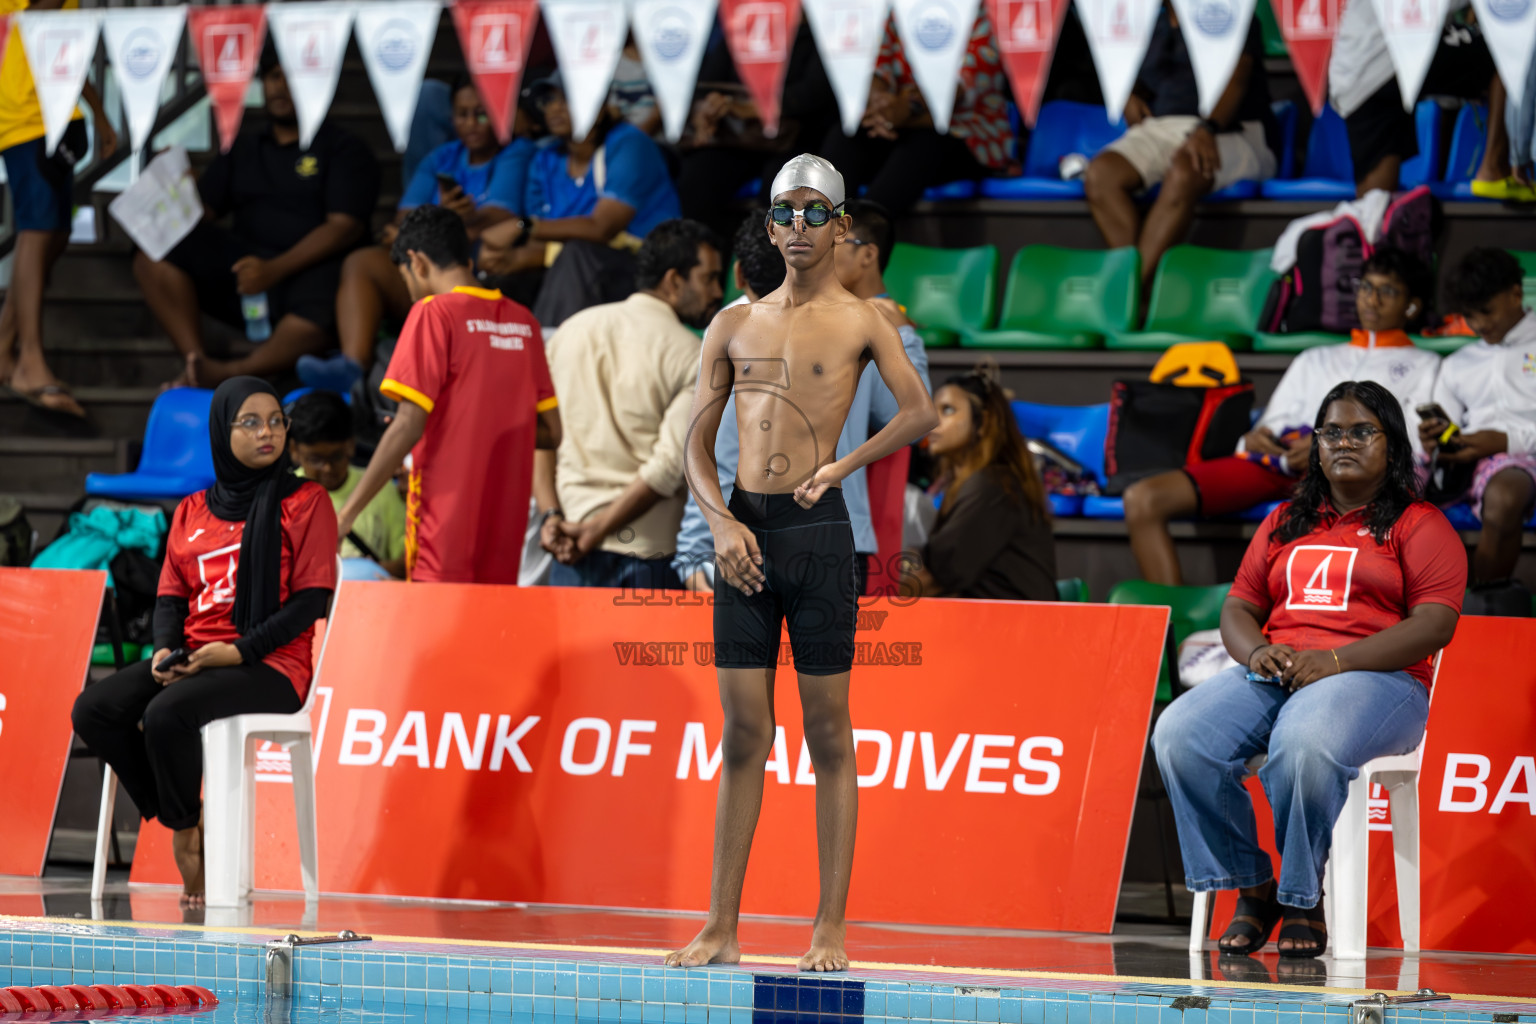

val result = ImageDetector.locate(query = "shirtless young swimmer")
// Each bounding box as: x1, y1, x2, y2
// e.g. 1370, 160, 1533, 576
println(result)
665, 154, 938, 973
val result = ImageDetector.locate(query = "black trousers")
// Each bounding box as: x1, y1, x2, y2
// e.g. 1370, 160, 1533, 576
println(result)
817, 129, 983, 216
71, 660, 301, 831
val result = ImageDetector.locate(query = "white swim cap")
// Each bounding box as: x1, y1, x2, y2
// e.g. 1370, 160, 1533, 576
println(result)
769, 154, 846, 211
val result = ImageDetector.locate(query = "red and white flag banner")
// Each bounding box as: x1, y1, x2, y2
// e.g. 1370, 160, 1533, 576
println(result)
541, 0, 629, 142
719, 0, 802, 138
268, 2, 355, 150
1370, 0, 1449, 109
451, 0, 540, 144
803, 0, 890, 137
16, 8, 102, 156
355, 1, 443, 154
987, 0, 1068, 126
1271, 0, 1340, 115
629, 0, 718, 142
187, 5, 267, 153
890, 0, 983, 134
1076, 0, 1162, 122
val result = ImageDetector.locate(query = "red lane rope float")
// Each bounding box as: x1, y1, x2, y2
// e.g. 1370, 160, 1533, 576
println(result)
0, 984, 218, 1018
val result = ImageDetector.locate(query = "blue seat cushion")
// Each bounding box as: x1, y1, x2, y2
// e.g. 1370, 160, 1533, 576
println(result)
1442, 504, 1480, 530
85, 471, 216, 502
1082, 495, 1125, 519
923, 180, 978, 201
979, 176, 1086, 200
1048, 493, 1084, 517
1261, 178, 1357, 200
1206, 180, 1260, 201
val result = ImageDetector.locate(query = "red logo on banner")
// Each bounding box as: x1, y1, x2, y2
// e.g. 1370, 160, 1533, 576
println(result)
1272, 0, 1339, 114
720, 0, 801, 138
451, 0, 539, 145
987, 0, 1067, 126
188, 6, 266, 153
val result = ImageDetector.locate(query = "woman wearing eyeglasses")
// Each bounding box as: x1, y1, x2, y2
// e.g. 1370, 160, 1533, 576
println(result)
72, 378, 338, 907
1153, 380, 1465, 958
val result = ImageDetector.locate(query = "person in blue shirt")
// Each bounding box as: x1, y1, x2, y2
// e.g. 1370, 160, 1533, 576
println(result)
299, 77, 533, 393
672, 204, 931, 592
477, 73, 681, 328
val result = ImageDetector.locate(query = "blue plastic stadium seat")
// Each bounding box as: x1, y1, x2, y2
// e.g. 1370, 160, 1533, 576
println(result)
1442, 504, 1480, 530
1271, 100, 1298, 180
1430, 103, 1488, 200
1263, 101, 1439, 199
981, 101, 1126, 200
281, 386, 351, 406
85, 388, 217, 502
1081, 491, 1282, 521
922, 179, 979, 201
1011, 400, 1110, 516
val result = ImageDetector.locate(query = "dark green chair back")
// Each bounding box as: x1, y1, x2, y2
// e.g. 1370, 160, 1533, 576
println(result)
1144, 246, 1275, 338
997, 246, 1139, 335
1106, 580, 1232, 701
885, 242, 1000, 346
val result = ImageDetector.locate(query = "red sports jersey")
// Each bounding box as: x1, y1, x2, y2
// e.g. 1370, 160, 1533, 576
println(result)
380, 286, 556, 585
1230, 501, 1467, 688
158, 483, 338, 698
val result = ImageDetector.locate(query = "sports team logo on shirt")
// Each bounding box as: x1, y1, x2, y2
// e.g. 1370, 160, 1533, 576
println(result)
196, 542, 241, 612
1284, 544, 1358, 611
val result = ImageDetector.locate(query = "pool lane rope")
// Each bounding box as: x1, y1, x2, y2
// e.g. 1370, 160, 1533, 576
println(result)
0, 983, 218, 1016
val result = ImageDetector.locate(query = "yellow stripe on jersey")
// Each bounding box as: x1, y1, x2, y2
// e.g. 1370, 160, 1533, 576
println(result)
381, 379, 435, 414
536, 396, 559, 413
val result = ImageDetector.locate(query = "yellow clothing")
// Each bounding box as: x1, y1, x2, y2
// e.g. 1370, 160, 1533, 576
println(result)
0, 0, 85, 153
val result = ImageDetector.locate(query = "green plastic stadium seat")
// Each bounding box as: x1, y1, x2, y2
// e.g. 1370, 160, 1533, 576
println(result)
1255, 0, 1289, 59
885, 242, 999, 348
1412, 333, 1478, 355
1253, 331, 1346, 353
961, 246, 1138, 350
1106, 580, 1231, 702
1106, 246, 1275, 352
1055, 577, 1090, 602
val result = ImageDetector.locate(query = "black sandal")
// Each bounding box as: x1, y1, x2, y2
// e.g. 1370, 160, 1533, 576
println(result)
1277, 897, 1328, 959
1217, 884, 1283, 955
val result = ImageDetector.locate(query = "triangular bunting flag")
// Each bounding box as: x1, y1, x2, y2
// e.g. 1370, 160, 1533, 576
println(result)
719, 0, 802, 138
16, 8, 102, 156
986, 0, 1068, 126
890, 0, 983, 133
1270, 0, 1339, 115
629, 0, 717, 142
1471, 0, 1536, 108
540, 0, 629, 141
803, 0, 890, 136
1369, 0, 1449, 109
1170, 0, 1257, 116
102, 6, 185, 158
187, 5, 267, 153
355, 1, 443, 153
451, 0, 541, 144
1076, 0, 1162, 122
268, 2, 355, 150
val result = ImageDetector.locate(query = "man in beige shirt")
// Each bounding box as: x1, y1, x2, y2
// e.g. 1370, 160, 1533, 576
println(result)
539, 219, 724, 589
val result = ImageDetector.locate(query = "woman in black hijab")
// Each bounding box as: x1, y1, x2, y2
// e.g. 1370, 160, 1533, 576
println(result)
73, 377, 338, 906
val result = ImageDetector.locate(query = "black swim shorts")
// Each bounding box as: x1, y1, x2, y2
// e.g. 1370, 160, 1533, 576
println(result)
712, 486, 860, 676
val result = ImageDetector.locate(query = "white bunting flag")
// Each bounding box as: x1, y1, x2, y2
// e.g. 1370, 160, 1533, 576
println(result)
1076, 0, 1161, 122
1369, 0, 1450, 109
102, 7, 185, 158
1471, 0, 1536, 105
356, 1, 443, 153
268, 1, 355, 149
1169, 0, 1256, 116
804, 0, 891, 135
629, 0, 716, 142
17, 8, 102, 156
540, 0, 628, 142
890, 0, 983, 133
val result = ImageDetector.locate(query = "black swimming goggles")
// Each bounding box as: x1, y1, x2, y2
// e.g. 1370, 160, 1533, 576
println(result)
767, 200, 840, 228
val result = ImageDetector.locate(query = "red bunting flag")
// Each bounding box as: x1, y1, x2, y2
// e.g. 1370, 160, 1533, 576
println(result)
719, 0, 801, 138
1271, 0, 1340, 115
986, 0, 1068, 127
187, 5, 267, 153
451, 0, 540, 144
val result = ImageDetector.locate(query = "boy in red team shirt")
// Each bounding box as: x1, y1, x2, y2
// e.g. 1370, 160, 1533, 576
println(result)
340, 206, 562, 583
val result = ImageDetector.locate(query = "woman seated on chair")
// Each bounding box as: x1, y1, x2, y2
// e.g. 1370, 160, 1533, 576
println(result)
72, 378, 338, 906
1152, 380, 1464, 958
900, 366, 1057, 602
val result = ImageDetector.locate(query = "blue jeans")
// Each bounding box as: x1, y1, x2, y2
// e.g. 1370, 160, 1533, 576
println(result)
548, 550, 683, 592
1152, 664, 1429, 908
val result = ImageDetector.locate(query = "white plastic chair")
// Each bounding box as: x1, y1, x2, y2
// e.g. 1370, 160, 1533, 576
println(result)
1188, 656, 1439, 959
92, 562, 341, 905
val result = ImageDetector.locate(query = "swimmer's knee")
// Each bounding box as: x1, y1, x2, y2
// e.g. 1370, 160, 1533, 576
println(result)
720, 716, 775, 769
802, 710, 853, 770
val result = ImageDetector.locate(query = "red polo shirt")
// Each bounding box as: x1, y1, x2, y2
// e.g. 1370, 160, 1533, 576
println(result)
1230, 501, 1467, 688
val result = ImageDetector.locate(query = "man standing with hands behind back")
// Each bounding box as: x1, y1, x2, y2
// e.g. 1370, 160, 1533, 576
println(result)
666, 155, 936, 973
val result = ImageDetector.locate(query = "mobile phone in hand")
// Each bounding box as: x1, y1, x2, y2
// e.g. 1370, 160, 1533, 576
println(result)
154, 647, 191, 673
435, 173, 460, 195
1415, 402, 1450, 424
1246, 670, 1284, 687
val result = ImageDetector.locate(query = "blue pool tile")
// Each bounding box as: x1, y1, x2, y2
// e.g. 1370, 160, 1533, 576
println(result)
429, 964, 449, 991
386, 960, 406, 989
1114, 1002, 1137, 1024
978, 995, 1003, 1023
688, 976, 710, 1006
666, 975, 688, 1005
663, 1002, 686, 1024
447, 989, 470, 1010
387, 984, 405, 1007
427, 985, 448, 1009
912, 992, 935, 1019
343, 959, 364, 987
535, 970, 556, 996
622, 1000, 646, 1023
1161, 1008, 1185, 1024
1048, 999, 1071, 1024
686, 1004, 708, 1024
706, 1007, 732, 1024
1070, 1000, 1091, 1024
154, 950, 174, 975
732, 980, 752, 1008
407, 962, 427, 990
94, 946, 115, 973
729, 1009, 751, 1024
448, 964, 470, 992
888, 992, 911, 1018
1230, 1008, 1254, 1024
405, 988, 428, 1008
643, 1000, 666, 1024
957, 994, 979, 1021
238, 979, 260, 1002
322, 958, 342, 986
646, 977, 666, 1003
175, 949, 195, 975
867, 990, 888, 1018
1020, 997, 1043, 1024
364, 959, 384, 988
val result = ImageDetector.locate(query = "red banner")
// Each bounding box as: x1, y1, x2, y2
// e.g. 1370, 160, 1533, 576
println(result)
188, 5, 267, 153
987, 0, 1068, 127
132, 585, 1166, 933
451, 0, 539, 145
1271, 0, 1338, 115
0, 568, 104, 877
1210, 616, 1536, 955
719, 0, 801, 139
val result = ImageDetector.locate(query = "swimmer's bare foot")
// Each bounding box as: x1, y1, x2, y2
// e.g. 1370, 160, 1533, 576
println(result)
665, 923, 740, 968
172, 823, 205, 908
797, 919, 848, 972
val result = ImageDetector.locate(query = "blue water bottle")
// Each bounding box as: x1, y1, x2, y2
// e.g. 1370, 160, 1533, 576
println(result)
241, 291, 272, 342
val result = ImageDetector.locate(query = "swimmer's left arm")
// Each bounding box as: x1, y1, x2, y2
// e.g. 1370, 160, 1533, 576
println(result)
794, 309, 938, 506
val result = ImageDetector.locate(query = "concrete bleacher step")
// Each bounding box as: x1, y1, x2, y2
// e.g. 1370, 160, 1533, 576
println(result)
0, 387, 156, 439
48, 338, 184, 389
0, 437, 128, 496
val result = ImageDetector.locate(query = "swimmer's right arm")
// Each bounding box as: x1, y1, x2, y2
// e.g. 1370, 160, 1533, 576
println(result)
685, 308, 765, 594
